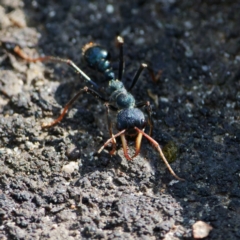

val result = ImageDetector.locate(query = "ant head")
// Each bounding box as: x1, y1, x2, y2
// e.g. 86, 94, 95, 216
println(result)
116, 108, 146, 135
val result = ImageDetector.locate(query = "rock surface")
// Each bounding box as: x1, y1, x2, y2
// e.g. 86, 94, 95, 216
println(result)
0, 1, 239, 239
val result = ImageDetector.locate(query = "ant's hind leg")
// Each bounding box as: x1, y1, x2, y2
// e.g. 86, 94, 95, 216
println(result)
2, 42, 100, 89
116, 36, 124, 81
128, 63, 148, 92
128, 63, 162, 92
146, 66, 163, 83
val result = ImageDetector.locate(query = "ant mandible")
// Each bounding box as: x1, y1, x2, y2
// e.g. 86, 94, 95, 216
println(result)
2, 37, 184, 181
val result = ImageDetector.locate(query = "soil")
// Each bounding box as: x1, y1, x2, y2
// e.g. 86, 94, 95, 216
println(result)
0, 0, 240, 239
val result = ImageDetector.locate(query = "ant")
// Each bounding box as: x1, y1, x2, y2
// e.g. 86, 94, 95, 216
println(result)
1, 37, 184, 181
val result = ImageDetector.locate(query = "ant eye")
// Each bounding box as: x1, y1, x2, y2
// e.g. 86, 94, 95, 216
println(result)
141, 118, 146, 128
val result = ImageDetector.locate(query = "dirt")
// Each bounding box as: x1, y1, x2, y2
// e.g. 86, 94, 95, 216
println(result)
0, 0, 240, 239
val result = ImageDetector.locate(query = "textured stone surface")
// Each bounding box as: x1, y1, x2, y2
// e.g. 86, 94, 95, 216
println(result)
0, 1, 239, 239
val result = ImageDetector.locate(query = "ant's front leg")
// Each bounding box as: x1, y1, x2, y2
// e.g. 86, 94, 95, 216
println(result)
136, 101, 153, 136
134, 127, 184, 181
104, 103, 118, 155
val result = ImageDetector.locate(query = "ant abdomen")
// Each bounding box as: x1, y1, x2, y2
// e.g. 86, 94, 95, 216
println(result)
82, 42, 115, 80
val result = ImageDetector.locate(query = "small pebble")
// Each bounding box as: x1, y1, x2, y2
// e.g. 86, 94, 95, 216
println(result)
61, 161, 78, 174
192, 221, 213, 239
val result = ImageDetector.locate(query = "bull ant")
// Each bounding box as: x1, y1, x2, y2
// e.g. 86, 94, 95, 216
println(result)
2, 37, 184, 181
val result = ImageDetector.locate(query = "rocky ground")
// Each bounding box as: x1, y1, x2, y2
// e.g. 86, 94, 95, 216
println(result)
0, 0, 240, 239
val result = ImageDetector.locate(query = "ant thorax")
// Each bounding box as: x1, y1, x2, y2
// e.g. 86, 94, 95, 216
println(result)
107, 79, 124, 93
108, 80, 135, 110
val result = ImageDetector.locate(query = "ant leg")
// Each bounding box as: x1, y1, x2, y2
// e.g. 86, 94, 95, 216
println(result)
1, 41, 23, 55
132, 130, 144, 159
128, 63, 163, 92
97, 129, 126, 154
115, 37, 161, 83
136, 101, 153, 136
146, 66, 163, 83
120, 133, 132, 160
104, 103, 117, 155
116, 36, 124, 81
134, 127, 185, 181
42, 86, 107, 128
3, 42, 100, 89
128, 63, 148, 92
133, 101, 154, 158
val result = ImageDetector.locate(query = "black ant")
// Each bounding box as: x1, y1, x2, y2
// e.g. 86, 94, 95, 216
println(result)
1, 37, 184, 181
